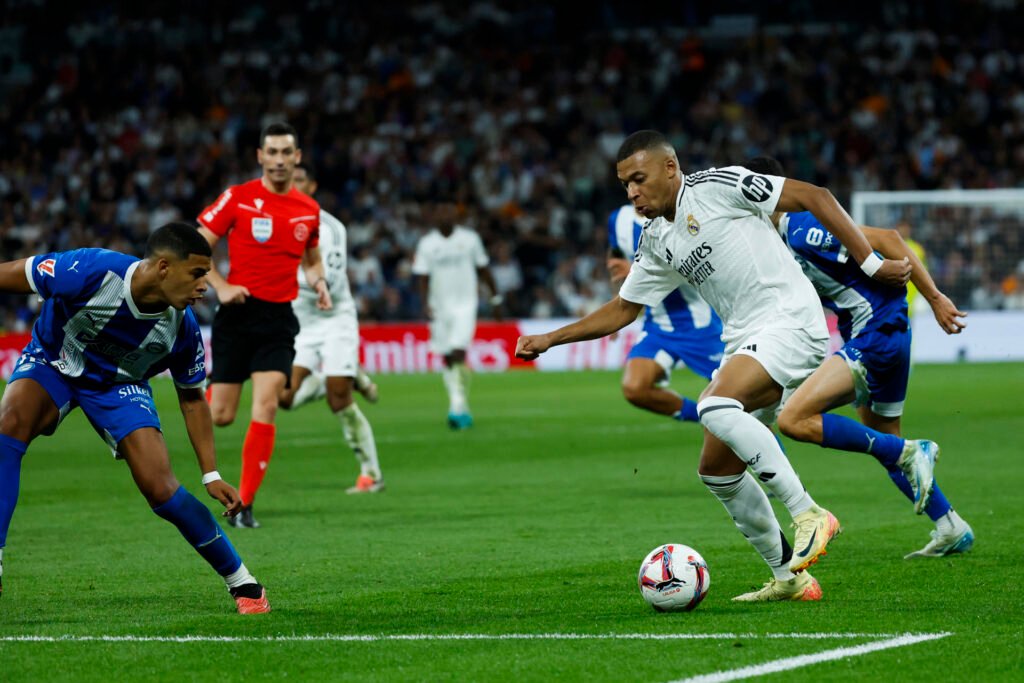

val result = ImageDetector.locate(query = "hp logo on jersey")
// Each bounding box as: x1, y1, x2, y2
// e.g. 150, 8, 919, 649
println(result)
741, 175, 774, 203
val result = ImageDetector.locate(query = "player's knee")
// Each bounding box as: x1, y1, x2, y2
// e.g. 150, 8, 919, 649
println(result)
776, 408, 810, 442
696, 396, 744, 433
0, 406, 38, 442
141, 475, 180, 507
326, 391, 353, 413
211, 407, 235, 427
621, 379, 650, 407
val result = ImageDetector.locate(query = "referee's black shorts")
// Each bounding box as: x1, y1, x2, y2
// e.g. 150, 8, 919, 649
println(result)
210, 297, 300, 385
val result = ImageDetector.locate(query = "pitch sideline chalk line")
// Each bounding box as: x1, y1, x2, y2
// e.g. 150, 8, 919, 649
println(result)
672, 631, 953, 683
0, 631, 948, 644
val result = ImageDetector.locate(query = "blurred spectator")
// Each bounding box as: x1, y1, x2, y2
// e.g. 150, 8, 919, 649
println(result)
0, 1, 1022, 321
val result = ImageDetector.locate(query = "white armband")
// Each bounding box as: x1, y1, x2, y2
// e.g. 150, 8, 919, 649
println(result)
201, 470, 222, 486
859, 253, 884, 277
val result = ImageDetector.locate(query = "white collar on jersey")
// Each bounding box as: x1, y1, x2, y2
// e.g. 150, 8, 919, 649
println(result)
124, 261, 170, 320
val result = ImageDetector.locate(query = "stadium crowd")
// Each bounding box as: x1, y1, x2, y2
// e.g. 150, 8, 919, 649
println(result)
1, 1, 1024, 331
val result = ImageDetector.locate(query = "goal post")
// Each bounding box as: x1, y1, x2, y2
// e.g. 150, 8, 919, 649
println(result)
850, 188, 1024, 362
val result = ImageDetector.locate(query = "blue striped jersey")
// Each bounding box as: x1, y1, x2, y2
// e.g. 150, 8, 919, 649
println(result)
608, 205, 721, 335
24, 248, 207, 387
780, 212, 907, 341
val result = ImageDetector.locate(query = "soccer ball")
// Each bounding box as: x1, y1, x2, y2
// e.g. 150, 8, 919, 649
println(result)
638, 543, 710, 612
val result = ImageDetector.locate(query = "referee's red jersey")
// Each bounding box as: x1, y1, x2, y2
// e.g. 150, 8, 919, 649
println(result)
198, 178, 320, 303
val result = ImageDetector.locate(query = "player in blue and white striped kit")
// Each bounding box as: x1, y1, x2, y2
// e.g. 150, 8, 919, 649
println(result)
0, 223, 270, 612
607, 205, 724, 422
745, 158, 974, 559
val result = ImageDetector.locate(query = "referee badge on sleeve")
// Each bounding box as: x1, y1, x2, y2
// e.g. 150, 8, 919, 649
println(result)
251, 217, 273, 243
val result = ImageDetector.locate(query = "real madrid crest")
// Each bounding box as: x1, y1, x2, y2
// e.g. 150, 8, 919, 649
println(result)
687, 214, 700, 236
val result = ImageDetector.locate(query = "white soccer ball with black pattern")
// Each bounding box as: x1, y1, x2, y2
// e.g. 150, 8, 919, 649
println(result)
638, 543, 710, 612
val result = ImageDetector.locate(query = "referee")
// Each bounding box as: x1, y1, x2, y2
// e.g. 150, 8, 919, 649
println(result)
197, 122, 332, 528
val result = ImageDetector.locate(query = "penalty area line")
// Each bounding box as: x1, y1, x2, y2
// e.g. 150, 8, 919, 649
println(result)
671, 631, 953, 683
0, 631, 946, 644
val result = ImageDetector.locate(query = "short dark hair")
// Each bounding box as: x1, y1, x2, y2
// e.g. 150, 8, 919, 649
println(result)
616, 130, 673, 163
744, 156, 785, 177
260, 121, 299, 148
295, 164, 315, 182
145, 222, 212, 260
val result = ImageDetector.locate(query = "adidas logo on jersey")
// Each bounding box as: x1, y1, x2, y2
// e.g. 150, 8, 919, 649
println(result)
741, 344, 758, 352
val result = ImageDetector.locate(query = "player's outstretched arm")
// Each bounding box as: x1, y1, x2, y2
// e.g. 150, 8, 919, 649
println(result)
0, 258, 34, 294
777, 180, 911, 288
196, 227, 250, 305
515, 295, 643, 360
176, 385, 242, 516
861, 226, 966, 334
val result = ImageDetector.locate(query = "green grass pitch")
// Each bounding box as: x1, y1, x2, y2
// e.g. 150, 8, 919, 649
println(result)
1, 363, 1022, 681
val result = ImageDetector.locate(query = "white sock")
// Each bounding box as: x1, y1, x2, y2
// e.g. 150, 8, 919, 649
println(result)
936, 509, 965, 536
290, 373, 326, 409
223, 562, 257, 589
443, 365, 468, 414
355, 367, 372, 392
698, 397, 815, 518
337, 403, 381, 479
701, 472, 796, 581
0, 547, 4, 575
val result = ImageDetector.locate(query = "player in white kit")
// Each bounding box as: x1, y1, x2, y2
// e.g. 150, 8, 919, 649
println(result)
413, 199, 502, 430
279, 167, 383, 493
517, 130, 913, 602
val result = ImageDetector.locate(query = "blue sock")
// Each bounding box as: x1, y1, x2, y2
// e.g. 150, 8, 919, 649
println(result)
922, 482, 952, 521
884, 465, 952, 521
0, 434, 28, 548
674, 398, 699, 422
152, 486, 241, 576
820, 413, 904, 466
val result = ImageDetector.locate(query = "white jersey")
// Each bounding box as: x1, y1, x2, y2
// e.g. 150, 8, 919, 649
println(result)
619, 166, 827, 351
295, 209, 356, 319
412, 226, 489, 311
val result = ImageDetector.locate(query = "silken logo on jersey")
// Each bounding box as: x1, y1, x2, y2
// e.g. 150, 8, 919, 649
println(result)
251, 217, 273, 243
741, 175, 774, 202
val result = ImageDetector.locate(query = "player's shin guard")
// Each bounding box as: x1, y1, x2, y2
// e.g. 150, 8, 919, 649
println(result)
0, 435, 28, 550
152, 486, 242, 576
821, 413, 904, 466
238, 421, 276, 506
885, 464, 953, 521
336, 403, 381, 479
701, 471, 795, 580
698, 397, 814, 517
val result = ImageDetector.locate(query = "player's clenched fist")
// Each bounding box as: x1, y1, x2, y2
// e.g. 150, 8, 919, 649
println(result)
515, 334, 551, 361
873, 257, 912, 287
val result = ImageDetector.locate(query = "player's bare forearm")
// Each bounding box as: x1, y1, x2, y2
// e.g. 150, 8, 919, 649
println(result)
516, 296, 642, 360
177, 386, 218, 475
862, 227, 939, 299
777, 180, 910, 286
0, 258, 34, 294
416, 275, 430, 318
477, 267, 499, 297
777, 181, 873, 263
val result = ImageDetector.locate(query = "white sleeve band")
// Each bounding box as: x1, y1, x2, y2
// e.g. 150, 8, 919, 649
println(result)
201, 470, 222, 486
24, 257, 38, 293
859, 252, 884, 277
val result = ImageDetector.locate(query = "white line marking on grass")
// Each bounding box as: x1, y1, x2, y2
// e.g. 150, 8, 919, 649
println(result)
0, 632, 944, 644
672, 631, 952, 683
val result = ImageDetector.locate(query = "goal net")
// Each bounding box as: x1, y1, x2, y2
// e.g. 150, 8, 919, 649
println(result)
850, 189, 1024, 362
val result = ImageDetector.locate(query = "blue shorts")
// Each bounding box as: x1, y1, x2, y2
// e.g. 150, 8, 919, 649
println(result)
836, 324, 912, 418
8, 351, 161, 456
626, 327, 724, 381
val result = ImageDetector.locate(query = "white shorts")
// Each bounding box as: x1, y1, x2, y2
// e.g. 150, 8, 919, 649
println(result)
719, 326, 828, 425
293, 310, 360, 378
429, 304, 476, 355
